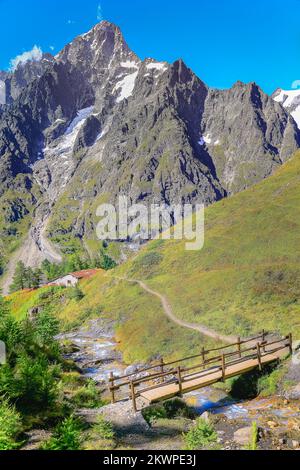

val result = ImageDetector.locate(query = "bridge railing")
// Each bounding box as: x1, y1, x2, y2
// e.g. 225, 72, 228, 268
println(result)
107, 332, 292, 410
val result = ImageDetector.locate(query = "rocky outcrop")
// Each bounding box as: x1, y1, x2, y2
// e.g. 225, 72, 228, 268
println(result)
79, 401, 150, 433
202, 82, 300, 194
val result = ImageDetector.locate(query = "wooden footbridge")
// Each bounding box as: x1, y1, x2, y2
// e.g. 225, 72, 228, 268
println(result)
108, 332, 293, 411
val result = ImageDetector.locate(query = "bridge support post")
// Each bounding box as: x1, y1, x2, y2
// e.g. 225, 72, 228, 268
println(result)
177, 367, 183, 396
109, 372, 115, 404
130, 381, 137, 413
237, 337, 241, 358
202, 347, 206, 369
160, 358, 165, 383
221, 354, 226, 382
288, 333, 293, 355
257, 343, 262, 371
262, 330, 266, 352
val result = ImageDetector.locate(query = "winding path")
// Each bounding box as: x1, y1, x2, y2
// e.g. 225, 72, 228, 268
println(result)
114, 276, 237, 344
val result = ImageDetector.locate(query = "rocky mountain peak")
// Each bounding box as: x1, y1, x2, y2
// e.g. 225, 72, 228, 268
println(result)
169, 59, 197, 85
57, 20, 138, 68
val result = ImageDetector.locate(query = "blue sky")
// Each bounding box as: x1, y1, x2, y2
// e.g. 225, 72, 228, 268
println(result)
0, 0, 299, 94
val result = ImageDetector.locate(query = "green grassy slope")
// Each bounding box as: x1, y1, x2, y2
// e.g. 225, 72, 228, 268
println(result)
7, 151, 300, 362
119, 150, 300, 339
8, 270, 212, 364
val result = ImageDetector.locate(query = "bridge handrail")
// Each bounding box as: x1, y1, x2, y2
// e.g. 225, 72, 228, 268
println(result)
107, 334, 292, 407
110, 338, 288, 390
109, 331, 268, 383
129, 341, 290, 400
135, 341, 289, 390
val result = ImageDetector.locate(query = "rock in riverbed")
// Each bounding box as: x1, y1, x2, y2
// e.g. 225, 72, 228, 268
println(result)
285, 383, 300, 401
78, 400, 150, 434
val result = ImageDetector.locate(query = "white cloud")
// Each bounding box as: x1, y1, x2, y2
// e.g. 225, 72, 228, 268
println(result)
97, 3, 103, 21
292, 80, 300, 90
10, 45, 43, 71
49, 45, 55, 51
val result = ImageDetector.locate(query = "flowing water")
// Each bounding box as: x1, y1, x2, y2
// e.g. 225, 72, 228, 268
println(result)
57, 318, 127, 384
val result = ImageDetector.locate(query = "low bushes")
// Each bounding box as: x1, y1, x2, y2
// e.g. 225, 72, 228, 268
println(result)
42, 416, 83, 450
228, 362, 286, 399
182, 418, 219, 450
142, 398, 193, 425
71, 380, 105, 409
83, 416, 116, 450
0, 399, 22, 450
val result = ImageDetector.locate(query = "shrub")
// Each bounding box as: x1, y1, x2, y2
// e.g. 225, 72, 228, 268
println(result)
92, 416, 115, 440
14, 354, 60, 407
68, 285, 85, 301
257, 365, 285, 397
230, 363, 282, 399
246, 421, 258, 450
164, 398, 193, 419
183, 418, 219, 450
98, 253, 117, 271
0, 399, 22, 450
142, 404, 167, 425
142, 399, 193, 425
34, 311, 60, 346
84, 416, 116, 450
72, 380, 104, 409
0, 311, 21, 363
42, 416, 82, 450
0, 364, 15, 398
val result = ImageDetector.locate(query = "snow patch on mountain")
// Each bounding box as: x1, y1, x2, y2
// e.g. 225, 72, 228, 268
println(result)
274, 89, 300, 107
66, 107, 94, 135
203, 134, 212, 144
292, 107, 300, 128
114, 71, 139, 103
45, 106, 94, 157
121, 60, 139, 69
0, 80, 5, 105
273, 89, 300, 128
146, 62, 168, 73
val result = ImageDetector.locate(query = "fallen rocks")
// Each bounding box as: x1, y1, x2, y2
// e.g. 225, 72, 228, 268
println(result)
285, 383, 300, 401
21, 430, 52, 451
233, 426, 252, 446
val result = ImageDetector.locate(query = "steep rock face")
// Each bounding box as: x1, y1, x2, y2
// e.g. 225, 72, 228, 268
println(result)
201, 82, 300, 193
0, 20, 299, 272
83, 58, 224, 207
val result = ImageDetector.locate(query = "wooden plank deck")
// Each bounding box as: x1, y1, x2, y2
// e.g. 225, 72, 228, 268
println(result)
139, 347, 289, 404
